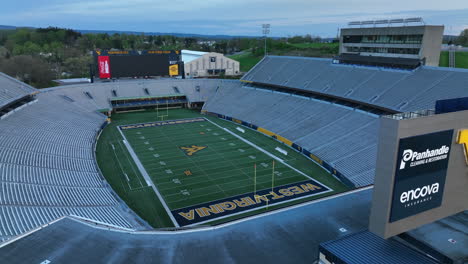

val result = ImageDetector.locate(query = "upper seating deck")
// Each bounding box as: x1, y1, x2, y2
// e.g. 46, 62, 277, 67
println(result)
243, 56, 468, 112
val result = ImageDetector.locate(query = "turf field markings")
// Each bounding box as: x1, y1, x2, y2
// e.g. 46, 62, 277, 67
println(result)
109, 142, 145, 191
148, 147, 154, 151
180, 189, 190, 195
167, 171, 321, 210
249, 155, 256, 160
157, 165, 281, 187
117, 126, 180, 227
198, 131, 259, 185
123, 119, 321, 214
204, 117, 333, 191
172, 178, 181, 184
163, 172, 301, 203
158, 125, 229, 201
153, 154, 160, 158
220, 137, 227, 141
114, 138, 148, 189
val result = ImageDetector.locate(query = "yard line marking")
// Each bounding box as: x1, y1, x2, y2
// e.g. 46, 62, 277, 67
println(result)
204, 118, 333, 191
117, 126, 180, 227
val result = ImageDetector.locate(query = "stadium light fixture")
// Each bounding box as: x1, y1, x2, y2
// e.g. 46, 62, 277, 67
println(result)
262, 24, 271, 57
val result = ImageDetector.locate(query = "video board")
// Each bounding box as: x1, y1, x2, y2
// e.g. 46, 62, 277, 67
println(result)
94, 50, 181, 78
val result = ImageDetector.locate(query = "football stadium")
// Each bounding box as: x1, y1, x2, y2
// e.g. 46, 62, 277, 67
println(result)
0, 19, 467, 264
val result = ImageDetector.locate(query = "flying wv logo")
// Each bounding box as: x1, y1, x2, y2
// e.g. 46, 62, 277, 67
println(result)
180, 145, 207, 156
457, 129, 468, 165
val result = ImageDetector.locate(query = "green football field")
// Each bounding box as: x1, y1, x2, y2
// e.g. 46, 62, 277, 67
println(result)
96, 109, 349, 228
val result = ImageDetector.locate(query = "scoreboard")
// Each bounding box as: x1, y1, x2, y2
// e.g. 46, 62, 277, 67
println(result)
94, 50, 181, 79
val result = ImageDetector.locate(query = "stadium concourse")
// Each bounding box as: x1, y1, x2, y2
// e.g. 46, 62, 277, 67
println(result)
0, 55, 467, 262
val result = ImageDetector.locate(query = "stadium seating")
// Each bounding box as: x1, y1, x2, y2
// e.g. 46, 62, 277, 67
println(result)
0, 92, 139, 242
0, 72, 37, 108
2, 55, 467, 243
203, 85, 379, 187
242, 56, 468, 112
43, 79, 231, 110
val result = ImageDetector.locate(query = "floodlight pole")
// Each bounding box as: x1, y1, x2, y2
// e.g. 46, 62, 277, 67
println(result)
262, 24, 270, 57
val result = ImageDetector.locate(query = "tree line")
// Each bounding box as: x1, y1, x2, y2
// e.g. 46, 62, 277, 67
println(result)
1, 26, 464, 88
0, 27, 336, 87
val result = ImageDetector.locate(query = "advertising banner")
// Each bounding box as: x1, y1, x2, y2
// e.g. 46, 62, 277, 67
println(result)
389, 130, 453, 222
98, 56, 111, 79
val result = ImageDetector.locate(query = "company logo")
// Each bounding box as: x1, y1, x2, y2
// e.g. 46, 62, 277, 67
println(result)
180, 145, 207, 156
457, 129, 468, 165
399, 146, 450, 170
399, 182, 439, 207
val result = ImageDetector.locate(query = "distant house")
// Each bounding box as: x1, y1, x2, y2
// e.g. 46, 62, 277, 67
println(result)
181, 50, 240, 78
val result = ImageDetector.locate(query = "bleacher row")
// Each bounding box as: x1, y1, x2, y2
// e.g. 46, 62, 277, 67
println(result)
0, 72, 37, 107
243, 56, 468, 112
0, 92, 138, 242
203, 85, 379, 187
43, 79, 229, 110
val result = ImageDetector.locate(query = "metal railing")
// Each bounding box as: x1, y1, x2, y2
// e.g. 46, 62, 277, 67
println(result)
384, 109, 435, 120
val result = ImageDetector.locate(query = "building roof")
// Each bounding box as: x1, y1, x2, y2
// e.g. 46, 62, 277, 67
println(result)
182, 49, 208, 63
320, 230, 439, 264
0, 188, 373, 263
405, 210, 468, 263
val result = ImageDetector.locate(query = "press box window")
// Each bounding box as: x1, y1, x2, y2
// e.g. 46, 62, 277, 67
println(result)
210, 57, 216, 62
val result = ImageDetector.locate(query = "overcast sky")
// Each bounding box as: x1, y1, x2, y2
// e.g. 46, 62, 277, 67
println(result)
1, 0, 467, 37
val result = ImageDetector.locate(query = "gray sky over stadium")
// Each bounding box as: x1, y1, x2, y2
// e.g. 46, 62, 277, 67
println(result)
1, 0, 467, 36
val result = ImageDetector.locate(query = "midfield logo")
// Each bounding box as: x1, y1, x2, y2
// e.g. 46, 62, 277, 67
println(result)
457, 129, 468, 165
180, 145, 207, 156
